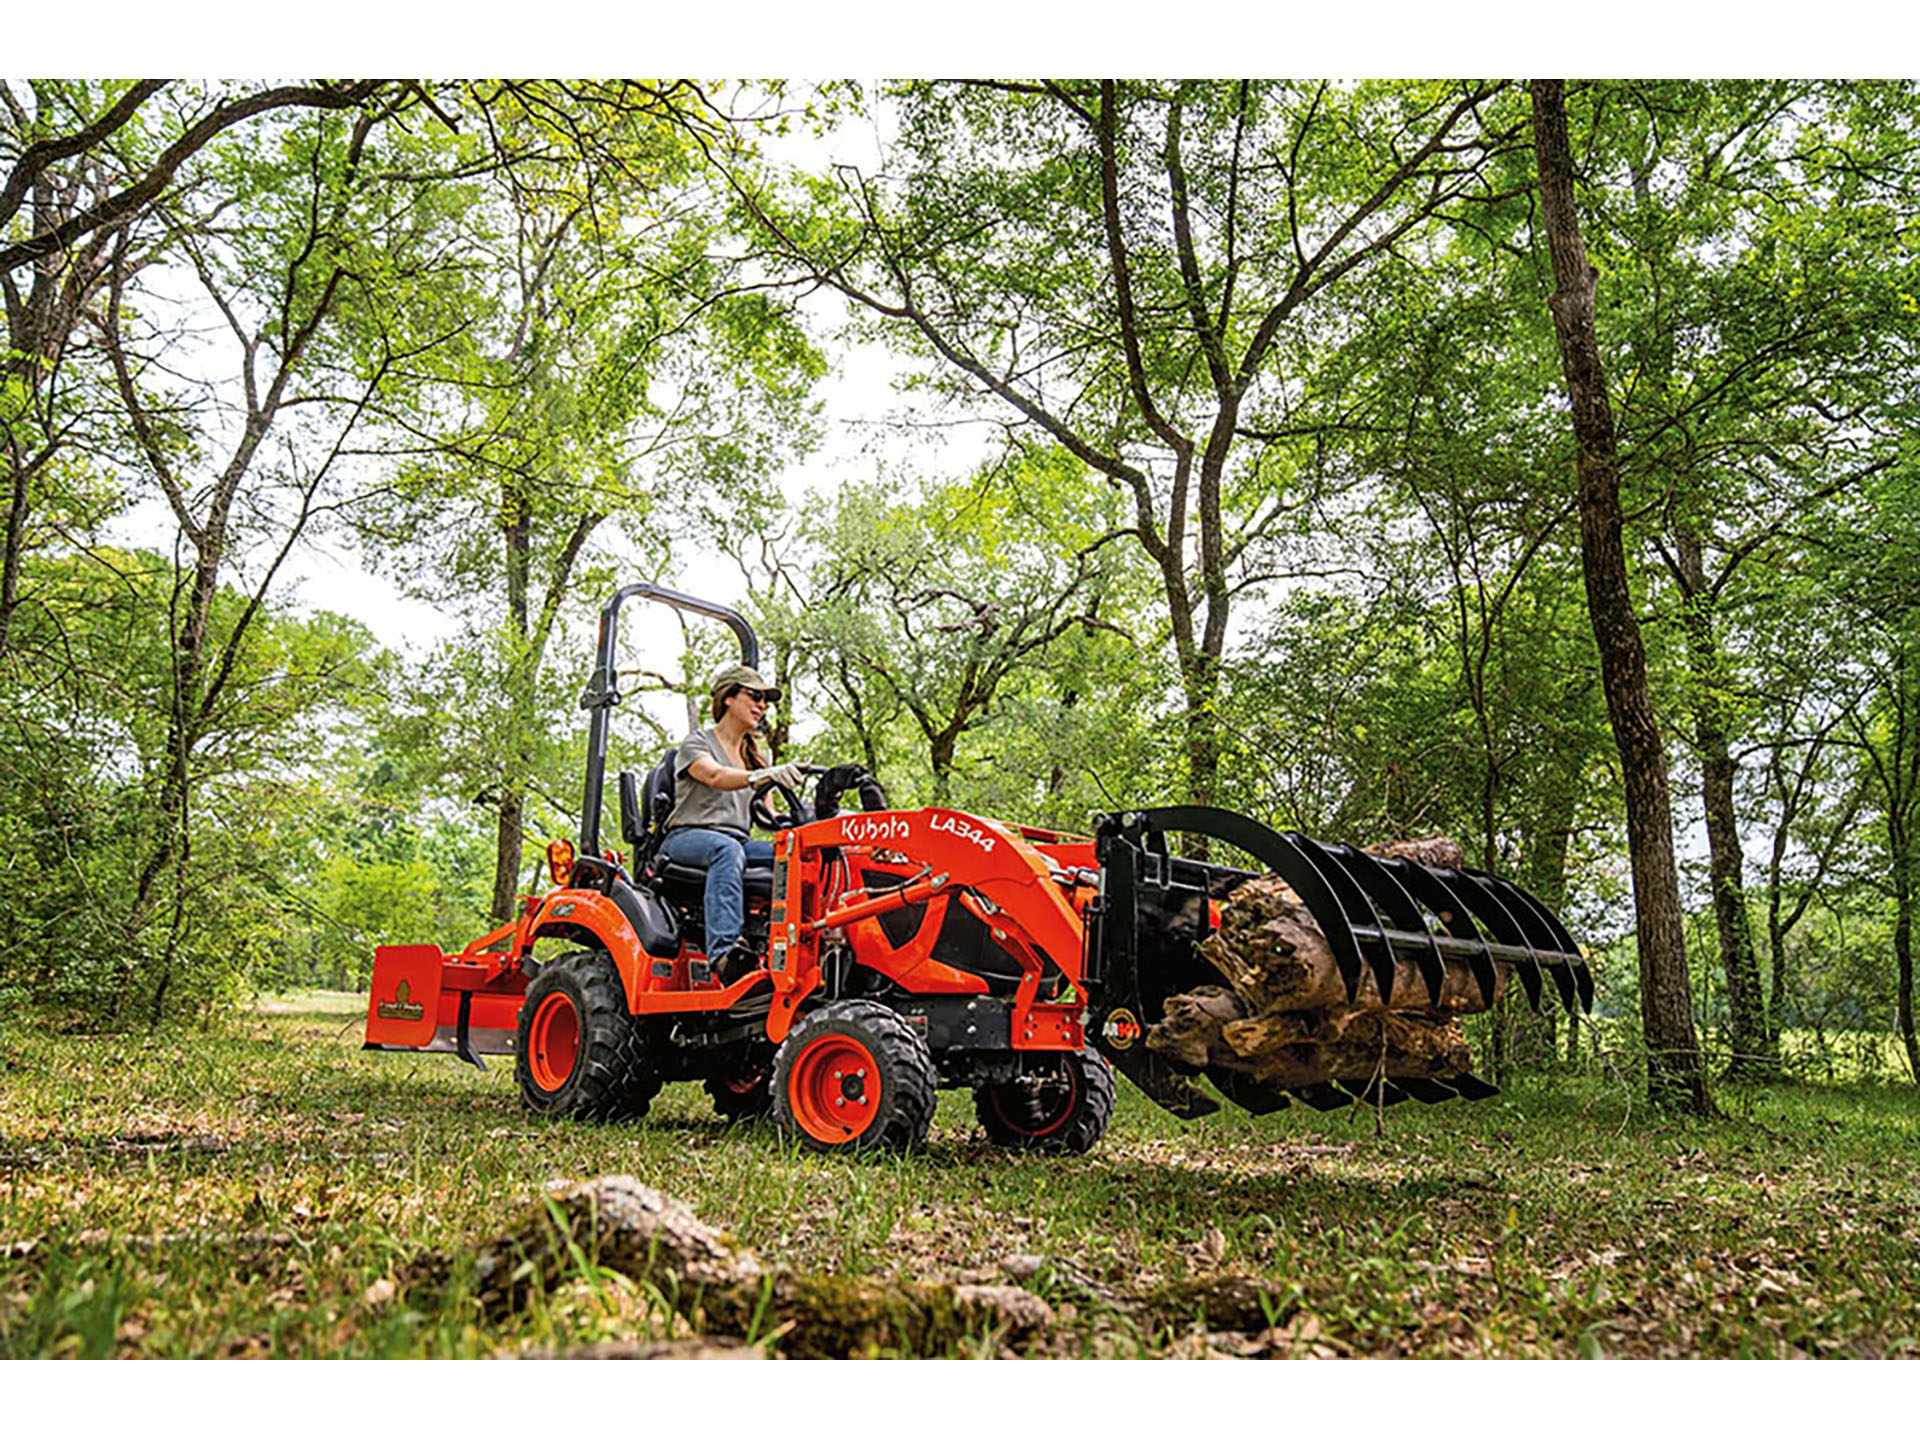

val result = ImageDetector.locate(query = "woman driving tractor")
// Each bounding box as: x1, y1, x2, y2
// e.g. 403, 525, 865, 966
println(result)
658, 663, 804, 978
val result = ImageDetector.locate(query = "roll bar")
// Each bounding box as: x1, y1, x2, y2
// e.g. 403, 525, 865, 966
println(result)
577, 583, 760, 854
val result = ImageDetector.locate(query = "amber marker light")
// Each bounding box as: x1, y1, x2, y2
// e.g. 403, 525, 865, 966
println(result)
547, 838, 575, 885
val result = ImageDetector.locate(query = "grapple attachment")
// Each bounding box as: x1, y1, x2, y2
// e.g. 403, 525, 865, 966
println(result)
1082, 807, 1592, 1117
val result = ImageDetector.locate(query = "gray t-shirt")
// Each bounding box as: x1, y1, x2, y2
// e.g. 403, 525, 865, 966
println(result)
665, 728, 752, 837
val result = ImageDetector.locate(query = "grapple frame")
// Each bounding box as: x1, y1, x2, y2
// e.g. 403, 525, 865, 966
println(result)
1083, 807, 1592, 1115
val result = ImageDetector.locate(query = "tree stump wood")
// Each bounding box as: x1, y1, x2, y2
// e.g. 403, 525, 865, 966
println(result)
451, 1176, 1053, 1357
1146, 836, 1491, 1087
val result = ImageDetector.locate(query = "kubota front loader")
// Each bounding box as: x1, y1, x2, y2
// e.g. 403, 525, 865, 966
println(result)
365, 584, 1590, 1153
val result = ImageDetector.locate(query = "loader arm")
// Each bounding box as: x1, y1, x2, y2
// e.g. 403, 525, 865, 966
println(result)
772, 807, 1094, 1049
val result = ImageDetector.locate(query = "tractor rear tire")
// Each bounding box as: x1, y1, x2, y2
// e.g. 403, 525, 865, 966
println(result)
705, 1070, 773, 1123
771, 999, 937, 1154
516, 951, 660, 1121
974, 1048, 1116, 1153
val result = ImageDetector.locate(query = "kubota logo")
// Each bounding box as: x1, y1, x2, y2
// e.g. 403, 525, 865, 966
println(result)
839, 814, 910, 845
377, 979, 425, 1022
1102, 1007, 1142, 1050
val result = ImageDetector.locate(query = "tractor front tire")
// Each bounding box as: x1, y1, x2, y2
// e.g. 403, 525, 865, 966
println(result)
515, 951, 660, 1121
974, 1048, 1116, 1153
772, 1000, 937, 1154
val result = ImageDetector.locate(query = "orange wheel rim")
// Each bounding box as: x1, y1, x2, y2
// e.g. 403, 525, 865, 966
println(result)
788, 1033, 881, 1144
989, 1063, 1080, 1138
528, 992, 580, 1091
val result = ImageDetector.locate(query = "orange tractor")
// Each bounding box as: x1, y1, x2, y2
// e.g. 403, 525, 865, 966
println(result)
366, 584, 1591, 1153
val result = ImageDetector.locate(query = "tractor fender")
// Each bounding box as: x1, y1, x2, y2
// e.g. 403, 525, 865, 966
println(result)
528, 891, 646, 1011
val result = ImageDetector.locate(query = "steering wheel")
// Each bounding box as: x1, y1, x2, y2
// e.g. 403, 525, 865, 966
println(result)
751, 765, 824, 832
751, 779, 802, 831
811, 763, 890, 818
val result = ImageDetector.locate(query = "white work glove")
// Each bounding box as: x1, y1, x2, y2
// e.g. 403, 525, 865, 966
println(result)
750, 762, 806, 791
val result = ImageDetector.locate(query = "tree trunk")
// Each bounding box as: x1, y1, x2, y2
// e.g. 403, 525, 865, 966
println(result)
0, 173, 84, 655
1176, 646, 1222, 858
929, 729, 957, 807
1766, 775, 1793, 1046
492, 483, 533, 921
1762, 735, 1856, 1047
1895, 841, 1917, 1084
1047, 687, 1080, 798
1674, 529, 1775, 1075
0, 434, 31, 655
1530, 79, 1710, 1115
1523, 790, 1576, 914
1890, 646, 1919, 1086
766, 646, 794, 760
1527, 792, 1578, 1070
492, 787, 526, 922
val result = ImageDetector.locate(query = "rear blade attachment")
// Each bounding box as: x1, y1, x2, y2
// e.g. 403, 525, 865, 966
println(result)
1083, 807, 1592, 1117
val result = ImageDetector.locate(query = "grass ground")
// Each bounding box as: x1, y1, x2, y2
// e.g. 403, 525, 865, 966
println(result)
2, 992, 1916, 1358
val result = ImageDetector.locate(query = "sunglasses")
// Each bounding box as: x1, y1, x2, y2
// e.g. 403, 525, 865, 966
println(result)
734, 688, 774, 704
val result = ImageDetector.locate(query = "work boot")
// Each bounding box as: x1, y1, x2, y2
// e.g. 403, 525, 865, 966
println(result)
718, 941, 761, 984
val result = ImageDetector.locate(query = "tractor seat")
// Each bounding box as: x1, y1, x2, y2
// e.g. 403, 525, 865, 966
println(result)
636, 747, 775, 901
659, 857, 775, 900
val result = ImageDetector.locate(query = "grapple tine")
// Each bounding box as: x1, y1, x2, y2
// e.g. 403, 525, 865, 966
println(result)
1102, 1040, 1221, 1119
1508, 877, 1582, 954
1443, 867, 1546, 1011
1287, 833, 1396, 1003
1391, 863, 1499, 1007
1450, 1072, 1501, 1101
1482, 879, 1589, 1013
1393, 1077, 1461, 1104
1291, 1083, 1355, 1112
1343, 1078, 1411, 1107
1206, 1066, 1292, 1115
1329, 847, 1449, 1006
1489, 875, 1582, 1006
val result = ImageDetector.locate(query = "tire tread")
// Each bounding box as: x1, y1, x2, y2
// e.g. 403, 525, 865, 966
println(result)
772, 998, 938, 1153
515, 951, 660, 1121
975, 1048, 1116, 1153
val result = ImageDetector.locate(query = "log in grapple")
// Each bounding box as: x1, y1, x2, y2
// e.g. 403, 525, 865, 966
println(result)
365, 585, 1590, 1154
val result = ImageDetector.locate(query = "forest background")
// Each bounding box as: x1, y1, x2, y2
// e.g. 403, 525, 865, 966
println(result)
4, 75, 1919, 1116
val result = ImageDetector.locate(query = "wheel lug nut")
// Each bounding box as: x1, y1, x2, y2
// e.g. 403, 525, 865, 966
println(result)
835, 1096, 845, 1107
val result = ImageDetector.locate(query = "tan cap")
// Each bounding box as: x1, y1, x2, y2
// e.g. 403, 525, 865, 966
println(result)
709, 662, 781, 703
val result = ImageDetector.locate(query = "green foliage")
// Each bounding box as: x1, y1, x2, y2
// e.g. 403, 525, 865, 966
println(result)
345, 81, 822, 914
5, 76, 1920, 1083
0, 552, 382, 1019
770, 448, 1159, 818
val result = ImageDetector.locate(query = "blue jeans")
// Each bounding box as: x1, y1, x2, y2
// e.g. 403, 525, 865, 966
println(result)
659, 828, 774, 954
